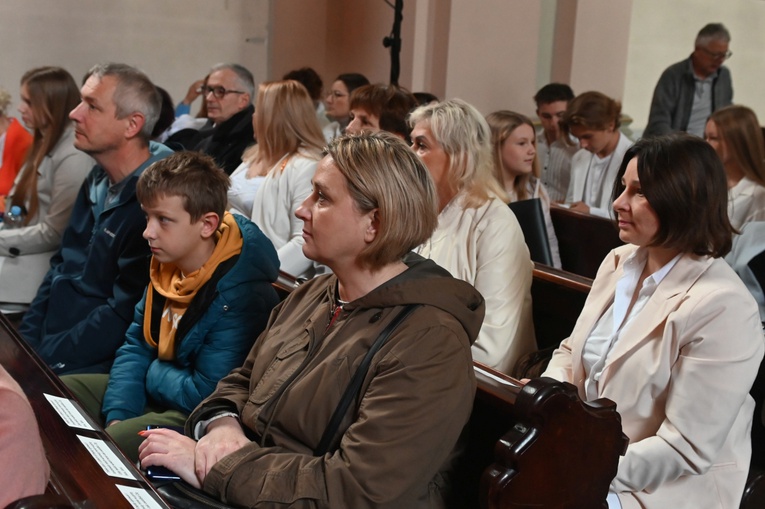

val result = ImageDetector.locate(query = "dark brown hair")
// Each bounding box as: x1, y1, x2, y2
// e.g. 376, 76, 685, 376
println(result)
611, 133, 733, 257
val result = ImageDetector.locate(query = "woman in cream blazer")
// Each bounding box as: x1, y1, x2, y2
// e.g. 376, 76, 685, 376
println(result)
0, 67, 92, 305
544, 134, 764, 509
411, 99, 535, 375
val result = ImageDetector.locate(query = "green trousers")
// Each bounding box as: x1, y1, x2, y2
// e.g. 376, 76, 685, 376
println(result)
61, 373, 188, 463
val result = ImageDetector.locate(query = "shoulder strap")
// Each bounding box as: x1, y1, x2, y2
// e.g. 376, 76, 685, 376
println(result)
313, 303, 420, 456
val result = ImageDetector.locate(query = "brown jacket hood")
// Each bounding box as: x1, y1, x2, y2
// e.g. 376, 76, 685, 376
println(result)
336, 254, 485, 346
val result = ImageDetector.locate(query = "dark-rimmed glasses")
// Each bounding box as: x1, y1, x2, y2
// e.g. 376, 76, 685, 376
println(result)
698, 47, 732, 60
202, 85, 245, 99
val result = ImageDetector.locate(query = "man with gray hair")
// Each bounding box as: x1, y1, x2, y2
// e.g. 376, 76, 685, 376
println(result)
19, 62, 173, 375
644, 23, 733, 138
191, 63, 255, 174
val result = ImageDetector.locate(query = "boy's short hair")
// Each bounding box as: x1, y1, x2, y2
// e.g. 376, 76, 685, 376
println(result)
137, 151, 230, 221
534, 83, 575, 107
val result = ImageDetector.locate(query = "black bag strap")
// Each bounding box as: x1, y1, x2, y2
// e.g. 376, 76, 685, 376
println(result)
314, 303, 420, 456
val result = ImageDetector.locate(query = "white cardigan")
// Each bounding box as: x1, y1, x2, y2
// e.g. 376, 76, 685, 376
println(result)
249, 152, 320, 279
728, 176, 765, 230
0, 127, 93, 303
416, 192, 536, 374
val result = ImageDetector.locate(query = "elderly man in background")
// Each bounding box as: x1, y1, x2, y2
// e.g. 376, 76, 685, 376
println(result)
191, 63, 255, 174
643, 23, 733, 138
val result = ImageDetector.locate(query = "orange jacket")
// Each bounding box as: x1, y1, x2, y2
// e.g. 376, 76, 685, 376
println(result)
0, 118, 32, 200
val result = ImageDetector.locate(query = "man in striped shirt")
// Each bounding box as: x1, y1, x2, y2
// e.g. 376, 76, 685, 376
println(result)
534, 83, 579, 202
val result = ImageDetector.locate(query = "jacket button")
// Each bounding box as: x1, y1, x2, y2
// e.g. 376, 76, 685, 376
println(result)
223, 305, 229, 311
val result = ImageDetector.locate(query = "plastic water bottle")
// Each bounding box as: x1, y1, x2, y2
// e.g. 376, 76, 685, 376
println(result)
4, 205, 24, 229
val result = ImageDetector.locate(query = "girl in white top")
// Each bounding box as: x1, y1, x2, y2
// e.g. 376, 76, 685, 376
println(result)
704, 105, 765, 230
410, 99, 535, 375
0, 67, 92, 305
227, 80, 325, 279
486, 110, 561, 268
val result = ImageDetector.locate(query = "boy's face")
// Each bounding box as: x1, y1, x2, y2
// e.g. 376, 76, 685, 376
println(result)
142, 194, 218, 274
536, 100, 568, 140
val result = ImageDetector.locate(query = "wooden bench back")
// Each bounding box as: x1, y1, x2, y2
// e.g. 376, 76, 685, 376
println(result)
550, 206, 623, 278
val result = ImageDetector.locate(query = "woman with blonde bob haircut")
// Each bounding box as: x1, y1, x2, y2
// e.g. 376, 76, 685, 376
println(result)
704, 105, 765, 229
328, 131, 438, 268
409, 99, 535, 374
0, 66, 92, 306
487, 110, 561, 268
139, 132, 484, 508
228, 79, 325, 278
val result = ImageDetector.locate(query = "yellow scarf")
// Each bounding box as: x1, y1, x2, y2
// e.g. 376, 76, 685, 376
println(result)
143, 212, 243, 360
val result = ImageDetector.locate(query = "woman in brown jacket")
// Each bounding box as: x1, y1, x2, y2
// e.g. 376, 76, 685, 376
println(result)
139, 132, 484, 508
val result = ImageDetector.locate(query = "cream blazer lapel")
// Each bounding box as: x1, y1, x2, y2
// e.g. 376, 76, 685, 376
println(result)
566, 247, 626, 393
597, 253, 714, 389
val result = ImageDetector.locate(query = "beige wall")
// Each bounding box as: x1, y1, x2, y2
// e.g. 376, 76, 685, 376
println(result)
0, 0, 269, 114
3, 0, 764, 137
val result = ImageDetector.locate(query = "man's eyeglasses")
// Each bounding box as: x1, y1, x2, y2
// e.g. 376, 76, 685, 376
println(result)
698, 47, 732, 60
202, 85, 245, 99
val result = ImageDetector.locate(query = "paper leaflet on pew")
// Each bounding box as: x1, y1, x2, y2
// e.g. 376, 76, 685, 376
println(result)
44, 393, 96, 430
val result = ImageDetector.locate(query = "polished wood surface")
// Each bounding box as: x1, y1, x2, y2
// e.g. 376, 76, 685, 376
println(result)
471, 363, 628, 509
0, 315, 169, 508
550, 205, 623, 279
531, 263, 592, 351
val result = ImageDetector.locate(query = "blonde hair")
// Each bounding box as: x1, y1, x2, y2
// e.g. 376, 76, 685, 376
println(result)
327, 132, 438, 269
708, 105, 765, 187
409, 99, 507, 208
246, 80, 325, 173
0, 87, 10, 116
486, 110, 540, 201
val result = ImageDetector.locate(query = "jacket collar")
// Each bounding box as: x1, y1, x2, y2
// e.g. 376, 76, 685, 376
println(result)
570, 247, 714, 389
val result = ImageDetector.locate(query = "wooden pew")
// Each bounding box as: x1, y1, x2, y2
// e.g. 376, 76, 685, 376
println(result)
0, 315, 170, 508
273, 271, 627, 508
550, 205, 623, 279
467, 363, 627, 509
531, 263, 592, 350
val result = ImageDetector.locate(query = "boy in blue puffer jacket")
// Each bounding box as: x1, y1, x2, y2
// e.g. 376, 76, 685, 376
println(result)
63, 151, 280, 461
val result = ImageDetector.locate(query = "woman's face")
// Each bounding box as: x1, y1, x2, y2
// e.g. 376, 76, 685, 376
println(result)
295, 156, 376, 268
613, 157, 660, 247
704, 119, 728, 164
325, 80, 350, 120
410, 120, 454, 209
17, 83, 38, 130
501, 124, 536, 177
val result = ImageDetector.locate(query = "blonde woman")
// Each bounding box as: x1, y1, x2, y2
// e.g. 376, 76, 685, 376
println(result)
228, 80, 325, 278
704, 105, 765, 230
487, 110, 561, 268
410, 99, 535, 374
